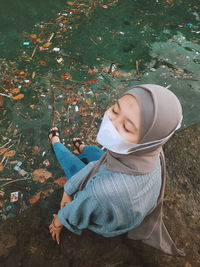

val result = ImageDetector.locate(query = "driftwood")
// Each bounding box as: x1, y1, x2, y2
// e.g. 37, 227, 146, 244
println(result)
51, 85, 56, 127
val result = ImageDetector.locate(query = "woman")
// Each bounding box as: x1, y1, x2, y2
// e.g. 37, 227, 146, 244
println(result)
48, 84, 185, 256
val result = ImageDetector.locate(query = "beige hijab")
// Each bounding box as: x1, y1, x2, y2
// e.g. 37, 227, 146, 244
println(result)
79, 84, 185, 256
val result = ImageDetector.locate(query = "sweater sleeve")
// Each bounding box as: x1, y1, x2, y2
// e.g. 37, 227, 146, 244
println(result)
64, 161, 97, 195
58, 189, 103, 235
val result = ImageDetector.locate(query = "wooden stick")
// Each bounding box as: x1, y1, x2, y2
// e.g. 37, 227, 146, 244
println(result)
90, 38, 97, 45
0, 140, 11, 150
0, 157, 6, 164
48, 33, 55, 43
97, 56, 120, 64
136, 60, 139, 73
3, 157, 9, 167
0, 178, 31, 188
51, 86, 56, 127
31, 45, 38, 58
7, 122, 13, 131
14, 109, 32, 120
0, 93, 11, 98
6, 182, 28, 191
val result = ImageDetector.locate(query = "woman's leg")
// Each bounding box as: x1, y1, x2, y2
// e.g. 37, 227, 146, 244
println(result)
78, 145, 105, 163
53, 142, 86, 180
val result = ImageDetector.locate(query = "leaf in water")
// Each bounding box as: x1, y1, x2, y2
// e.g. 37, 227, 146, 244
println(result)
65, 97, 78, 105
32, 168, 52, 182
88, 69, 98, 75
32, 146, 40, 155
34, 38, 43, 43
12, 94, 24, 100
73, 10, 81, 14
61, 73, 72, 80
0, 164, 4, 171
32, 72, 36, 79
67, 1, 75, 5
53, 177, 66, 186
4, 150, 16, 157
29, 192, 41, 204
14, 70, 21, 76
66, 85, 73, 89
38, 177, 46, 183
8, 160, 19, 165
85, 79, 97, 85
111, 71, 132, 78
54, 110, 61, 120
0, 96, 4, 107
85, 98, 92, 105
10, 88, 20, 94
39, 60, 47, 66
120, 72, 133, 77
0, 148, 7, 154
39, 25, 47, 30
43, 42, 52, 48
80, 110, 87, 116
61, 106, 66, 113
80, 105, 88, 112
19, 71, 27, 78
30, 34, 37, 39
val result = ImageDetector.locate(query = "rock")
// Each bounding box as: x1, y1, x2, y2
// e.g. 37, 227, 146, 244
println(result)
0, 124, 199, 267
0, 233, 17, 257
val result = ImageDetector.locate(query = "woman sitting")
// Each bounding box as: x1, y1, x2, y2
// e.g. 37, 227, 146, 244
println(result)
49, 84, 184, 256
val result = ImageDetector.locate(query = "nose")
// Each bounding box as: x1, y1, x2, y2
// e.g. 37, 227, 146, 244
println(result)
110, 116, 121, 132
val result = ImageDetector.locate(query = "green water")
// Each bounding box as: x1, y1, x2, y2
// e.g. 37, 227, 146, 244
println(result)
0, 0, 65, 58
0, 0, 200, 220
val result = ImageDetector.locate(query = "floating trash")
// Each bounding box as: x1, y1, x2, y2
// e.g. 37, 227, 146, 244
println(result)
10, 192, 19, 202
53, 47, 60, 52
14, 162, 28, 177
108, 63, 117, 74
23, 41, 30, 46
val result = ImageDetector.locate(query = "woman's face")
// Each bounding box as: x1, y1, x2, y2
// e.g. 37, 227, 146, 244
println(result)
106, 94, 141, 144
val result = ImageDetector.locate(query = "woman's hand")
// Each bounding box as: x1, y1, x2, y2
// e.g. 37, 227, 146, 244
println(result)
49, 192, 72, 244
60, 191, 72, 209
49, 214, 63, 245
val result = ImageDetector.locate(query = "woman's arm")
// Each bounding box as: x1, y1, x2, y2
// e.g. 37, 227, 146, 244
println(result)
58, 191, 101, 235
64, 161, 97, 195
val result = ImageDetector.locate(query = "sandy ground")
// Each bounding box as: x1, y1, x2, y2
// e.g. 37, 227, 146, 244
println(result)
0, 123, 200, 267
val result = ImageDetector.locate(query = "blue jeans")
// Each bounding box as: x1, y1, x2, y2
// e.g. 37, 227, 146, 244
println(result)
53, 142, 105, 180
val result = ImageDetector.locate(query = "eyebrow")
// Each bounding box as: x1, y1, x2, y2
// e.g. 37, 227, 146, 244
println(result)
116, 100, 138, 132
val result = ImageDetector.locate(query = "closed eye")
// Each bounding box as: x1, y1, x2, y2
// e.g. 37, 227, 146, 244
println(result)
112, 108, 118, 114
123, 125, 130, 132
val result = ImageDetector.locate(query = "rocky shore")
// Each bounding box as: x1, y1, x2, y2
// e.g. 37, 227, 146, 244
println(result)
0, 123, 199, 267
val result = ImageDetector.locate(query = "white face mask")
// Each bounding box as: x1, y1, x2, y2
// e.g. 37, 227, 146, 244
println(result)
96, 113, 182, 154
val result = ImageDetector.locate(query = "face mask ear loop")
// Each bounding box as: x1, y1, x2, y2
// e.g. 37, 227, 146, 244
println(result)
127, 119, 182, 154
136, 117, 183, 147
